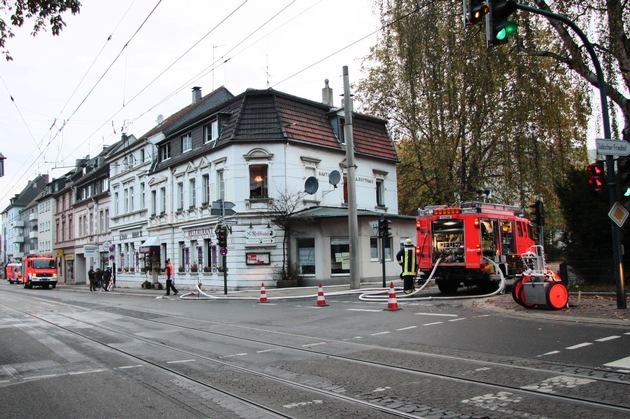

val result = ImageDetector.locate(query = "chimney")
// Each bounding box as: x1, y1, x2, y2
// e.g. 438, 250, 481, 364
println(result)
322, 79, 333, 107
192, 86, 202, 104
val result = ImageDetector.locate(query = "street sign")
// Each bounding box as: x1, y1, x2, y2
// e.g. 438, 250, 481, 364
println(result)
220, 247, 228, 256
609, 202, 629, 228
210, 208, 236, 216
368, 220, 379, 236
596, 138, 630, 156
211, 200, 235, 209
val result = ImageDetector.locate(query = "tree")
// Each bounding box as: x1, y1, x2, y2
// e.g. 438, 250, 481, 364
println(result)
520, 1, 629, 143
0, 0, 81, 61
356, 0, 589, 237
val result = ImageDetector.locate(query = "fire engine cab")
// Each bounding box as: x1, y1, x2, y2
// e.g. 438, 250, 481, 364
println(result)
416, 202, 536, 294
21, 255, 58, 289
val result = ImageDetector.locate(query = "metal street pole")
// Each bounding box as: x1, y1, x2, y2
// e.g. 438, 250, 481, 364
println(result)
516, 3, 626, 309
343, 66, 360, 289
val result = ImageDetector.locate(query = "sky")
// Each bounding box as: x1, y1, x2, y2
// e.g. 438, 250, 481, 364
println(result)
0, 0, 381, 211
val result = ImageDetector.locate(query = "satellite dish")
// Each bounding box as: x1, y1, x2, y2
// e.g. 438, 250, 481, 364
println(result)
304, 176, 319, 194
156, 114, 164, 124
329, 170, 341, 187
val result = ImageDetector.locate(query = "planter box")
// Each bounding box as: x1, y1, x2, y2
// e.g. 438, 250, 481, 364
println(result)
276, 279, 298, 288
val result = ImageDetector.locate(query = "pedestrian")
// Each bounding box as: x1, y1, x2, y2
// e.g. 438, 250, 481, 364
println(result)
396, 238, 418, 294
103, 268, 112, 291
88, 266, 96, 292
164, 259, 178, 296
95, 268, 104, 290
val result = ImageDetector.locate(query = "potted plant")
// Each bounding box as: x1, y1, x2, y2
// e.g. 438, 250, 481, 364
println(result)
274, 263, 300, 288
178, 266, 185, 273
203, 266, 211, 273
190, 264, 198, 273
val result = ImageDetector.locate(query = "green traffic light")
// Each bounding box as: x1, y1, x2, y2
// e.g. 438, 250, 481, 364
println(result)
624, 187, 630, 198
496, 20, 518, 40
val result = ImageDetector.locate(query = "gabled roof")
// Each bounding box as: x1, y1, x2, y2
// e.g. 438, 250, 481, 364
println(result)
141, 86, 234, 139
152, 88, 397, 173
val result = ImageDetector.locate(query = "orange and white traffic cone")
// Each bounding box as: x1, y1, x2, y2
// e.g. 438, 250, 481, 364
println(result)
316, 282, 328, 307
259, 282, 268, 303
384, 281, 402, 311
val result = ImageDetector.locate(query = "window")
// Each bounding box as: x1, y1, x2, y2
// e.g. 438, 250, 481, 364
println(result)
140, 183, 145, 208
114, 192, 119, 216
123, 188, 129, 213
159, 143, 171, 161
160, 187, 166, 214
104, 209, 109, 230
129, 186, 134, 211
68, 216, 73, 239
343, 175, 348, 204
177, 182, 184, 211
249, 165, 268, 198
370, 237, 392, 261
189, 179, 196, 208
330, 238, 350, 274
204, 120, 220, 144
99, 210, 104, 232
202, 174, 210, 205
181, 133, 192, 152
139, 149, 145, 163
297, 238, 315, 275
376, 179, 384, 207
217, 170, 224, 200
151, 190, 157, 216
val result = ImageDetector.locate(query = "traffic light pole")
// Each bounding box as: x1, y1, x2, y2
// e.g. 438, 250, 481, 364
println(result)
516, 3, 626, 309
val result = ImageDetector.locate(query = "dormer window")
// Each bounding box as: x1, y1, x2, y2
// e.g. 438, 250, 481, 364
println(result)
181, 133, 192, 152
159, 143, 171, 161
204, 119, 220, 144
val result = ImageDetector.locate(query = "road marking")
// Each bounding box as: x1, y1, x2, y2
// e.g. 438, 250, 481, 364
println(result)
566, 342, 592, 350
167, 359, 196, 364
596, 335, 621, 342
222, 353, 247, 358
347, 308, 382, 312
414, 313, 458, 317
540, 350, 561, 356
396, 326, 417, 331
117, 365, 143, 369
370, 331, 390, 336
604, 355, 630, 370
448, 318, 466, 322
423, 322, 443, 326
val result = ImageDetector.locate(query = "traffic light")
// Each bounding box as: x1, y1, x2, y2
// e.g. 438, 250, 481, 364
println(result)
529, 199, 544, 227
587, 161, 605, 199
486, 0, 518, 47
216, 225, 228, 248
618, 158, 630, 199
378, 218, 391, 237
464, 0, 489, 26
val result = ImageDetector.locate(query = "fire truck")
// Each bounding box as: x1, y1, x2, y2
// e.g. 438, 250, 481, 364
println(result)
5, 263, 22, 284
21, 254, 58, 289
416, 202, 536, 294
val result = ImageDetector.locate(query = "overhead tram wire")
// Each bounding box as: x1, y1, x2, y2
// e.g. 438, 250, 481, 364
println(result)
61, 0, 251, 161
0, 1, 164, 205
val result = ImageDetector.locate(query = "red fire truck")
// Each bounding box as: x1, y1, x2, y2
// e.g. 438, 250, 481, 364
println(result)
416, 202, 536, 294
21, 254, 58, 289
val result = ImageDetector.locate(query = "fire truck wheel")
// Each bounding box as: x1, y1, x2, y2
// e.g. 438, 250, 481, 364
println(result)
512, 277, 525, 305
546, 283, 568, 310
437, 280, 459, 295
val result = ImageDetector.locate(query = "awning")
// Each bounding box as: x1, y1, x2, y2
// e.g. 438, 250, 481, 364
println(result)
139, 237, 161, 253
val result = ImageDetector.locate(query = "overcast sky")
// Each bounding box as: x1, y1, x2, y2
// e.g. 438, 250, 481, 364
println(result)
0, 0, 380, 211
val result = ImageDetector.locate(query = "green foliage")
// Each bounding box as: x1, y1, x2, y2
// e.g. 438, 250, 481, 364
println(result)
356, 0, 590, 233
0, 0, 81, 61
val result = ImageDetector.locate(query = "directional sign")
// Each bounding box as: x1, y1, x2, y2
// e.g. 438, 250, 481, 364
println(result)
609, 202, 629, 228
212, 200, 235, 209
210, 208, 236, 216
596, 138, 630, 156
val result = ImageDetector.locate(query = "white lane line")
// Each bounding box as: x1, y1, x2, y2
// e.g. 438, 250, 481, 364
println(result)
566, 342, 592, 350
604, 355, 630, 370
396, 326, 417, 331
117, 365, 143, 369
167, 359, 196, 364
370, 331, 390, 336
596, 335, 621, 342
347, 308, 383, 313
423, 322, 443, 326
540, 350, 561, 356
222, 353, 247, 358
449, 318, 466, 322
414, 313, 458, 317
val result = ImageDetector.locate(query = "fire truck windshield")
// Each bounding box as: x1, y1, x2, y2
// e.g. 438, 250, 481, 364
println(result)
432, 219, 464, 263
33, 259, 55, 269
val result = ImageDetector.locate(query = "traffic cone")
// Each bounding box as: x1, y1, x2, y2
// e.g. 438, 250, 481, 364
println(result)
384, 281, 402, 311
259, 282, 268, 303
316, 282, 328, 307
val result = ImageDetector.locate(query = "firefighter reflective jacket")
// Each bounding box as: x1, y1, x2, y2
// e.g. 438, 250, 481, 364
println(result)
397, 246, 417, 276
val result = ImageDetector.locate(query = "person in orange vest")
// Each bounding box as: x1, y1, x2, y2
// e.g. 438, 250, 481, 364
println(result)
396, 239, 417, 294
164, 259, 178, 296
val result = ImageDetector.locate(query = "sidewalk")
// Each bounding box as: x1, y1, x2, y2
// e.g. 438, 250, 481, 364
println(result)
58, 282, 629, 325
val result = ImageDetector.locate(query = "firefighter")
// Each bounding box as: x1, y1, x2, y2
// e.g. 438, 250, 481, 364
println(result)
396, 239, 417, 294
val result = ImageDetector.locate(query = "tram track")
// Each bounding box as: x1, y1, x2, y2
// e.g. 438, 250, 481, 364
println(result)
2, 291, 630, 418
